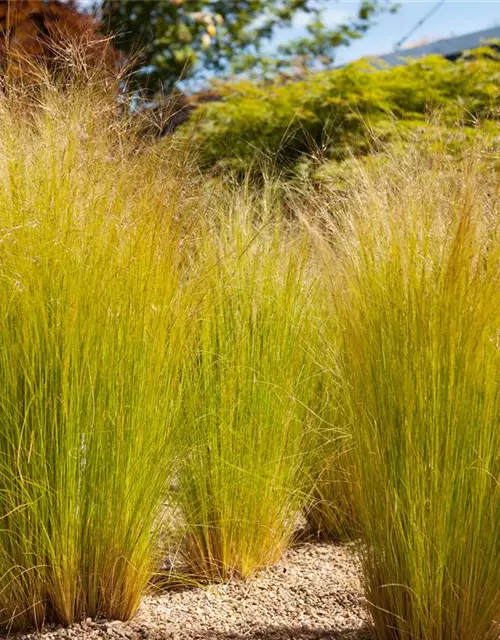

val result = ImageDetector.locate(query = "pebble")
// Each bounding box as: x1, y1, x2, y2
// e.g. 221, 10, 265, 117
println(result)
3, 542, 371, 640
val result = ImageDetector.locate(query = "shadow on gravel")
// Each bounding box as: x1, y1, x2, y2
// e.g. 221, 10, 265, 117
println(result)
192, 624, 373, 639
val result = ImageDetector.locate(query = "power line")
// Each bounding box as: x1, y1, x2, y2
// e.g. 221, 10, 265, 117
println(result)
394, 1, 446, 51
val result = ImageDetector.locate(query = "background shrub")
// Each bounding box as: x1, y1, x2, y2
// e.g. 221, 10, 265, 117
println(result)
183, 47, 500, 177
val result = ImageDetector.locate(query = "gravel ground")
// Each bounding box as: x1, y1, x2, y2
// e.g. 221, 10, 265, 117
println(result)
8, 542, 371, 640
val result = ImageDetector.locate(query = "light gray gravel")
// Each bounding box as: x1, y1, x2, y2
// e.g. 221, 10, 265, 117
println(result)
7, 542, 371, 640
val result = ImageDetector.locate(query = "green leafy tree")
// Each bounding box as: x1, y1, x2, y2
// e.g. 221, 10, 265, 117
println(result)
99, 0, 397, 94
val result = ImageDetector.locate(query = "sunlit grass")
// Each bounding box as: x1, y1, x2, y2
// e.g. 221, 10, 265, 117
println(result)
304, 413, 359, 541
172, 192, 321, 580
319, 144, 500, 639
0, 80, 201, 629
297, 312, 359, 541
1, 55, 498, 640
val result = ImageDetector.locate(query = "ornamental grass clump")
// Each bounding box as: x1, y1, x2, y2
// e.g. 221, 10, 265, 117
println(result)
172, 191, 321, 581
321, 143, 500, 640
297, 311, 359, 541
0, 77, 200, 630
304, 401, 359, 541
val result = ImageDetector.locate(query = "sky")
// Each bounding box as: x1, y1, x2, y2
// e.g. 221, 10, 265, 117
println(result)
81, 0, 500, 88
271, 1, 500, 65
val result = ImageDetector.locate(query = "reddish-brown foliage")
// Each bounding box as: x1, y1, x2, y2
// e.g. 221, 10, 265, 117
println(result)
0, 0, 118, 78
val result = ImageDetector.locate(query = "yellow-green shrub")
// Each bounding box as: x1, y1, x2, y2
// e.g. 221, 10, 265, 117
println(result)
184, 47, 499, 175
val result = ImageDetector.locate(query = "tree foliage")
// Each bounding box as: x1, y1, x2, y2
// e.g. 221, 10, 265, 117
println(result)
99, 0, 397, 93
0, 0, 117, 80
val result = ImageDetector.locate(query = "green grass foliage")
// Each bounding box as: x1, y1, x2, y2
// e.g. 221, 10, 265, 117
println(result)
319, 144, 500, 639
0, 57, 499, 640
173, 201, 321, 580
0, 77, 326, 628
304, 417, 359, 541
0, 82, 201, 629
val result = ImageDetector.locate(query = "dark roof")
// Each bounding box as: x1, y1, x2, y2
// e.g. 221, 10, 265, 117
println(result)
373, 25, 500, 67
